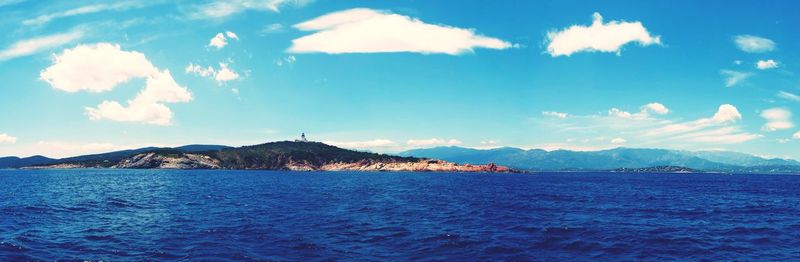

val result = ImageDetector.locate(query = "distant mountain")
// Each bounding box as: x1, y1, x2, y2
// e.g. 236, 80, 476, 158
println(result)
0, 155, 56, 169
399, 146, 800, 173
12, 141, 515, 173
0, 145, 229, 169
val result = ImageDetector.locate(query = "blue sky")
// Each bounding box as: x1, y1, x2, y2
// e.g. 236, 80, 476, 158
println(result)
0, 0, 799, 159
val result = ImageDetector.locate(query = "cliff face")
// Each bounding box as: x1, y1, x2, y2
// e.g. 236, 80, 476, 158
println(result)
113, 153, 221, 169
318, 159, 512, 172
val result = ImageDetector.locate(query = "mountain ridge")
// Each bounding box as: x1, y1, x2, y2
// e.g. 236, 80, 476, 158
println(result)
399, 146, 800, 173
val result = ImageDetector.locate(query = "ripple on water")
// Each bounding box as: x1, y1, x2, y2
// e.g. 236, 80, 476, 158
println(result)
1, 170, 800, 260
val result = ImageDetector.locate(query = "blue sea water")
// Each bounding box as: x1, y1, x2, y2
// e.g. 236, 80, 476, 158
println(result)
1, 170, 799, 261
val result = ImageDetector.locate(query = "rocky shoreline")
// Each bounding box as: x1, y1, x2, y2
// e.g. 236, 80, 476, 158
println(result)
28, 151, 519, 173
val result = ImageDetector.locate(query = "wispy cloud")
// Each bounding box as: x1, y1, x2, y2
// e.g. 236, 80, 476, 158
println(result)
288, 8, 512, 55
534, 103, 760, 150
734, 35, 775, 53
406, 138, 462, 147
0, 133, 17, 144
721, 70, 752, 87
325, 139, 396, 150
778, 91, 800, 102
22, 1, 144, 26
189, 0, 313, 19
545, 12, 661, 57
0, 30, 83, 61
760, 108, 794, 132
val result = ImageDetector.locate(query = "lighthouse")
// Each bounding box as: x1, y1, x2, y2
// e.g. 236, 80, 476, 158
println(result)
296, 132, 308, 142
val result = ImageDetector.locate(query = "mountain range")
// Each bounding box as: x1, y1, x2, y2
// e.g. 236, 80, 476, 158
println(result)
2, 143, 799, 173
398, 147, 800, 173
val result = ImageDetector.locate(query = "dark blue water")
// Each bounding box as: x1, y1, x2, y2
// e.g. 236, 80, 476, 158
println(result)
1, 170, 799, 260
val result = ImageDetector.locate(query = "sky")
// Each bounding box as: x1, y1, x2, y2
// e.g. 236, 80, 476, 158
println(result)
0, 0, 799, 159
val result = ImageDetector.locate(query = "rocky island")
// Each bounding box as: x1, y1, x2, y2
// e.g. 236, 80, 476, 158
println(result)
23, 141, 517, 173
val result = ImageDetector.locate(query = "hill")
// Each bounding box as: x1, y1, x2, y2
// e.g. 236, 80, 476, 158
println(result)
400, 146, 800, 173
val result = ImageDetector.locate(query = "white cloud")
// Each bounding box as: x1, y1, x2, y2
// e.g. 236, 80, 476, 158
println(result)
0, 30, 83, 61
186, 62, 240, 83
325, 139, 396, 149
480, 140, 497, 145
209, 31, 240, 49
41, 43, 192, 125
755, 59, 779, 70
607, 102, 670, 120
406, 138, 462, 147
760, 108, 794, 132
642, 102, 669, 115
41, 43, 157, 92
608, 108, 633, 118
778, 91, 800, 102
734, 35, 775, 53
185, 63, 215, 77
711, 104, 743, 123
215, 63, 240, 82
22, 1, 143, 26
611, 137, 626, 144
545, 12, 661, 57
0, 133, 17, 144
261, 23, 285, 34
288, 8, 512, 55
190, 0, 312, 19
225, 31, 239, 40
275, 55, 296, 66
794, 131, 800, 140
721, 70, 752, 87
542, 111, 568, 118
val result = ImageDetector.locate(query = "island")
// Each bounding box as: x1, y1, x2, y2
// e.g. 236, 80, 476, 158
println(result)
22, 141, 518, 173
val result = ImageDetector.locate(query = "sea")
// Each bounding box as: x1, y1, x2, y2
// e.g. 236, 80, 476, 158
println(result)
1, 169, 799, 261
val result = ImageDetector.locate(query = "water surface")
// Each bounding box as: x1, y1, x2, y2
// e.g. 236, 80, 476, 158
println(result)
1, 170, 799, 260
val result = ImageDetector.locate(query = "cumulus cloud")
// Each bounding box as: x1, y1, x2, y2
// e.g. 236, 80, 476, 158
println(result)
794, 131, 800, 140
721, 70, 752, 87
41, 43, 192, 125
190, 0, 312, 19
542, 111, 568, 118
209, 31, 239, 49
760, 108, 794, 132
0, 133, 17, 144
611, 137, 626, 144
734, 35, 775, 53
0, 30, 83, 61
607, 102, 670, 120
288, 8, 512, 55
406, 138, 462, 147
755, 59, 779, 70
642, 102, 670, 115
778, 91, 800, 102
185, 62, 240, 84
545, 12, 661, 57
215, 63, 240, 82
22, 1, 143, 26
